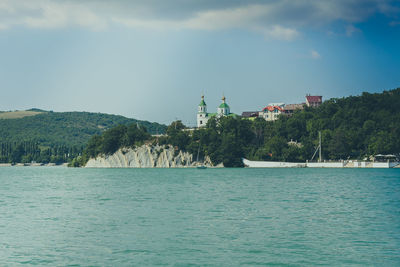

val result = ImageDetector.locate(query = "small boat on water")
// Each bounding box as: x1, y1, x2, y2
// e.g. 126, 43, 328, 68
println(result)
243, 132, 400, 168
197, 165, 207, 169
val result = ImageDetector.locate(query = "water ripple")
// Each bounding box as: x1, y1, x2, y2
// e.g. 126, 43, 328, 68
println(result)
0, 167, 398, 266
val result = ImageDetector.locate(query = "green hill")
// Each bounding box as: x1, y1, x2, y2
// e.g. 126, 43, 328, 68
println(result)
0, 110, 166, 147
0, 110, 166, 164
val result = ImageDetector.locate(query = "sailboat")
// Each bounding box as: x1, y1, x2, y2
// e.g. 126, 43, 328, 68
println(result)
310, 131, 322, 162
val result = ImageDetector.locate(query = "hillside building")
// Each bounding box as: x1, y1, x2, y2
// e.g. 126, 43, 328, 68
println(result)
306, 95, 322, 107
282, 103, 304, 115
241, 111, 260, 119
197, 95, 237, 128
260, 105, 284, 121
197, 95, 208, 128
242, 94, 322, 122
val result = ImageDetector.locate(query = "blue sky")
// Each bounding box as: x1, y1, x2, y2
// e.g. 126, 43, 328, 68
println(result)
0, 0, 399, 126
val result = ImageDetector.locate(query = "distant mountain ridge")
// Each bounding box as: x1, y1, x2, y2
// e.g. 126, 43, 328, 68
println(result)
0, 110, 166, 147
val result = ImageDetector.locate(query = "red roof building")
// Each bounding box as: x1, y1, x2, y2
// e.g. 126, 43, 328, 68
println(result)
260, 105, 284, 121
262, 106, 284, 112
305, 95, 322, 107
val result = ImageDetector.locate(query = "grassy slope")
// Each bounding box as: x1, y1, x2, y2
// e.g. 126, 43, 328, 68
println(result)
0, 110, 43, 119
0, 110, 166, 147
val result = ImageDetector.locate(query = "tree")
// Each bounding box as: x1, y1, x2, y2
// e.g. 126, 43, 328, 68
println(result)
328, 129, 349, 159
10, 143, 24, 163
102, 125, 127, 155
263, 136, 287, 161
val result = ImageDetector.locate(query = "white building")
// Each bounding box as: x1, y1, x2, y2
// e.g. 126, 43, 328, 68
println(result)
197, 95, 208, 128
259, 105, 284, 121
217, 96, 230, 117
197, 95, 236, 128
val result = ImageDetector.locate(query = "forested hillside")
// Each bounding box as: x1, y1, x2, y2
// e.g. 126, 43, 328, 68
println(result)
206, 88, 400, 164
158, 88, 400, 166
271, 88, 400, 160
76, 88, 400, 167
0, 110, 166, 163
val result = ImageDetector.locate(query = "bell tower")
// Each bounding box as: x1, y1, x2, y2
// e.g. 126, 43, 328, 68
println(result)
197, 95, 208, 127
218, 95, 230, 116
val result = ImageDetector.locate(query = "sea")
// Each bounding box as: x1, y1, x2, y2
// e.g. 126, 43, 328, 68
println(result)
0, 167, 399, 266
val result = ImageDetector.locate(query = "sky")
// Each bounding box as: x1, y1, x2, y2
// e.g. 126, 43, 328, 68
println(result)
0, 0, 399, 126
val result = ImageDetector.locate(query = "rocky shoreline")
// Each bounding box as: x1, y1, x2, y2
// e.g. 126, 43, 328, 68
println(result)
85, 144, 217, 168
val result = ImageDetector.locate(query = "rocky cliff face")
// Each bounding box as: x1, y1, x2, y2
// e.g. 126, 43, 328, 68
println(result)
85, 144, 214, 168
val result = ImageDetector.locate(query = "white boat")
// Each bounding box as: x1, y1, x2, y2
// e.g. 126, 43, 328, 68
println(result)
242, 132, 400, 168
242, 158, 399, 168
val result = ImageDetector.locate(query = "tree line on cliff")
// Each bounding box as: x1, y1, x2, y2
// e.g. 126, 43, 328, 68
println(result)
74, 88, 400, 167
70, 124, 152, 167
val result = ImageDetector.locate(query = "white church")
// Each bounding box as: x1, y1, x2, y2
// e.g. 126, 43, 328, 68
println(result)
197, 95, 237, 128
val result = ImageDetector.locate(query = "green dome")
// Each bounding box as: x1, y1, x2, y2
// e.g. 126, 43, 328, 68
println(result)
219, 103, 230, 109
199, 99, 206, 106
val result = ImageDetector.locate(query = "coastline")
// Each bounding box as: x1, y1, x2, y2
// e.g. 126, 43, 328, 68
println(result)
0, 163, 69, 167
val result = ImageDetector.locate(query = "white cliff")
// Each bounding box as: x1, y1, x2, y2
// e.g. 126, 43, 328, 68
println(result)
85, 144, 214, 168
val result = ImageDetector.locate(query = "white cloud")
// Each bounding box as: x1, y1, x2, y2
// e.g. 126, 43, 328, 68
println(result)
261, 25, 300, 41
311, 50, 321, 59
183, 4, 268, 31
0, 0, 398, 40
115, 4, 300, 41
0, 0, 107, 30
112, 17, 179, 31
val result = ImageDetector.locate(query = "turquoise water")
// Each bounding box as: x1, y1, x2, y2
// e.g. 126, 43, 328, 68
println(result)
0, 167, 399, 266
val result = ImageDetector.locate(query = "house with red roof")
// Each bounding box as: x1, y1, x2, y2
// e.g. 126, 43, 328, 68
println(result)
242, 94, 323, 122
305, 95, 322, 107
260, 103, 285, 121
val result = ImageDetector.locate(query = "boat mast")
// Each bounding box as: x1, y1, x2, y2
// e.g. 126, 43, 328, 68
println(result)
311, 131, 322, 162
196, 142, 200, 162
318, 131, 322, 163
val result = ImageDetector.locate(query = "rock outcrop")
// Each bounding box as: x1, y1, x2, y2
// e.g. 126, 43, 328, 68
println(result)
85, 144, 214, 168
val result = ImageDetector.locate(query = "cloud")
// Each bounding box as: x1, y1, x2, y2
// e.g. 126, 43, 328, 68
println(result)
115, 4, 300, 40
261, 25, 300, 41
311, 50, 321, 59
0, 0, 107, 30
0, 0, 398, 40
346, 24, 362, 36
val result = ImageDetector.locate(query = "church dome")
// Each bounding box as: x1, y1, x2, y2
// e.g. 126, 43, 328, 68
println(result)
219, 96, 229, 109
219, 102, 230, 109
199, 95, 206, 106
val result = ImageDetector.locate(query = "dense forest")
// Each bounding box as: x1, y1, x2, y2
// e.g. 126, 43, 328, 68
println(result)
0, 110, 166, 164
76, 88, 400, 167
0, 141, 83, 164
